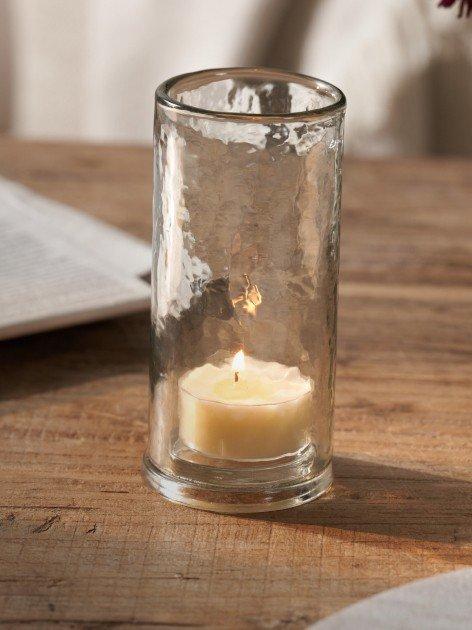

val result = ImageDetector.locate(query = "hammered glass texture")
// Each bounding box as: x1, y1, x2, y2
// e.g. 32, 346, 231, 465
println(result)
148, 69, 344, 494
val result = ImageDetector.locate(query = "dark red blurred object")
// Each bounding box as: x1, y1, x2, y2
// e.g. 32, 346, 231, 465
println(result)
438, 0, 472, 17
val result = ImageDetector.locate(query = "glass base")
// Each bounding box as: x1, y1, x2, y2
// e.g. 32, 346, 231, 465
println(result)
142, 454, 333, 514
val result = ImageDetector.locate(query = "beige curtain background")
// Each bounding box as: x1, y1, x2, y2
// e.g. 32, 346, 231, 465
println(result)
0, 0, 471, 156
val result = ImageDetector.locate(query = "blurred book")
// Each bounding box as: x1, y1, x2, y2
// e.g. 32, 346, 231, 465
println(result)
0, 177, 151, 341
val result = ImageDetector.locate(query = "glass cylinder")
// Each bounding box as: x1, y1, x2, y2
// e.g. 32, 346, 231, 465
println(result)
144, 68, 346, 513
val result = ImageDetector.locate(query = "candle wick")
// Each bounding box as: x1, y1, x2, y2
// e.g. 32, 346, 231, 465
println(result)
234, 371, 239, 383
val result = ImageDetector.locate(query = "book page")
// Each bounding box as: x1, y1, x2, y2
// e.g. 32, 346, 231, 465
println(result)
0, 179, 151, 341
0, 177, 151, 277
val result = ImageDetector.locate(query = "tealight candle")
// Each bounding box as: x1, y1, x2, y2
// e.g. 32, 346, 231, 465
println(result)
179, 351, 313, 461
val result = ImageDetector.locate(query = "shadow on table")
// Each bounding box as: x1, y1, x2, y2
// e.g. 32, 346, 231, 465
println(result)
0, 312, 148, 400
250, 456, 472, 545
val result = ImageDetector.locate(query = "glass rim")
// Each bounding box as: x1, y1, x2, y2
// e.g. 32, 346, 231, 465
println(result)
155, 66, 346, 123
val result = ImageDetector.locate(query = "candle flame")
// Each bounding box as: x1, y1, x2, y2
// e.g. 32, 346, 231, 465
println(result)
232, 350, 245, 373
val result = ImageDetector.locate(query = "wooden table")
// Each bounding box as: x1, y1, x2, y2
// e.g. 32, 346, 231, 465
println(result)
1, 137, 471, 628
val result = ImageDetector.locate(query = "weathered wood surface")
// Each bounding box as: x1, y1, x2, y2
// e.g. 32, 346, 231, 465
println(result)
0, 137, 471, 628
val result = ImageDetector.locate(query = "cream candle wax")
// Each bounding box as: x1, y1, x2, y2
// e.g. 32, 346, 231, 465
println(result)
179, 352, 313, 461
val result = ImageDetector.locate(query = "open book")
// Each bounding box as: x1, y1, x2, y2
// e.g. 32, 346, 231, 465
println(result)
0, 177, 151, 341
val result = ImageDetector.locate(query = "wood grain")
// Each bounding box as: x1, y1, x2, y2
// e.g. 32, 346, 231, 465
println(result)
0, 136, 471, 628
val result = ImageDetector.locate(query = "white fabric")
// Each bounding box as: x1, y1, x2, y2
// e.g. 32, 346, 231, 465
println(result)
1, 0, 471, 155
310, 569, 472, 629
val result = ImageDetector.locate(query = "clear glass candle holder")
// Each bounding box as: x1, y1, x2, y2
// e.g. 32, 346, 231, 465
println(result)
143, 67, 346, 513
